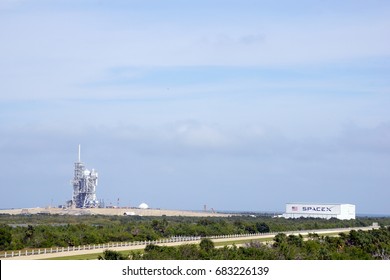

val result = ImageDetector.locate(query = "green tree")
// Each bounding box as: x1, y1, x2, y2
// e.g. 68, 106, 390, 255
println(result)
256, 222, 270, 233
98, 250, 127, 260
177, 244, 201, 260
287, 234, 303, 247
23, 225, 35, 244
0, 224, 12, 250
142, 244, 177, 260
151, 219, 169, 236
199, 238, 215, 252
273, 233, 287, 247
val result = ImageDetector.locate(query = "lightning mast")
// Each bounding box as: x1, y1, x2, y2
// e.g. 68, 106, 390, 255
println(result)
71, 145, 99, 208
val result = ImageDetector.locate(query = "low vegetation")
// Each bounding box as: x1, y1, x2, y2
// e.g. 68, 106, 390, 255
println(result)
101, 227, 390, 260
0, 214, 389, 255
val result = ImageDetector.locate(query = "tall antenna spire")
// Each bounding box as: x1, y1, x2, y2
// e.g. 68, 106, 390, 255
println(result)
72, 144, 99, 208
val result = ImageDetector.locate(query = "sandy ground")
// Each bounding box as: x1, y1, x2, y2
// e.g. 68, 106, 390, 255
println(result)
0, 207, 231, 217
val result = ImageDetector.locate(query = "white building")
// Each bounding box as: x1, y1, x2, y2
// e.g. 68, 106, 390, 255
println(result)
282, 203, 356, 220
138, 203, 149, 209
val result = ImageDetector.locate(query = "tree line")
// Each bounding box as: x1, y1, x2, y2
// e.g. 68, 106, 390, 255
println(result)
100, 227, 390, 260
0, 214, 389, 251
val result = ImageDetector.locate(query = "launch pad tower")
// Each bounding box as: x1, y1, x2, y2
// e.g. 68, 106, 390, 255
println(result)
71, 145, 99, 208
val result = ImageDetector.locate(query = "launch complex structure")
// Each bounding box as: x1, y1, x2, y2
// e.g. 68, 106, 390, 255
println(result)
69, 145, 100, 208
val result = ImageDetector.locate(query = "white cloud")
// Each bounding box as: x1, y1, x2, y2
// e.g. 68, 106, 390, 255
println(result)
1, 1, 390, 213
1, 119, 390, 212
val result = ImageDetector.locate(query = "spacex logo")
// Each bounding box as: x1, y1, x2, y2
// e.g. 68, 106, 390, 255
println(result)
302, 206, 332, 212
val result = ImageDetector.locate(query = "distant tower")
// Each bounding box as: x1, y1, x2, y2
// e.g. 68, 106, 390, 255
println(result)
71, 145, 99, 208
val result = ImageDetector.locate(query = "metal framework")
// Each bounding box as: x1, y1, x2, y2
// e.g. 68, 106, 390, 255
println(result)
71, 145, 99, 208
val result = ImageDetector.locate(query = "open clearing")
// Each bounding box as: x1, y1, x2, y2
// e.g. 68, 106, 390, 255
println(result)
0, 207, 230, 217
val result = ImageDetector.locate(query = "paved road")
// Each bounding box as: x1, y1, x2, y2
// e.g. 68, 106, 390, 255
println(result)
3, 226, 378, 260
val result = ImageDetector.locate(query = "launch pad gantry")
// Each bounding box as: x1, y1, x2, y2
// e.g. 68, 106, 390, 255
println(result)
70, 145, 99, 208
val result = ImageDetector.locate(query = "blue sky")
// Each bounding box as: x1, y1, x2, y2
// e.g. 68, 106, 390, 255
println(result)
1, 0, 390, 214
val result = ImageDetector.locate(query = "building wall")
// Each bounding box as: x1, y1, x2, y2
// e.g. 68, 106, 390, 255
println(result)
282, 203, 355, 220
338, 204, 356, 220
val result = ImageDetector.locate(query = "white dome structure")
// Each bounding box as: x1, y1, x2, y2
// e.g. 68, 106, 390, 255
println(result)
138, 203, 149, 209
